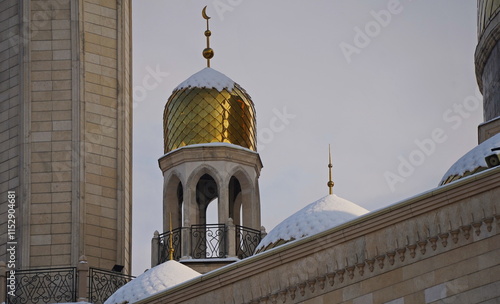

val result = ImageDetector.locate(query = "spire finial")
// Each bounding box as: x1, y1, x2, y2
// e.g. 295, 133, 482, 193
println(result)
202, 6, 214, 67
168, 212, 174, 261
327, 144, 335, 195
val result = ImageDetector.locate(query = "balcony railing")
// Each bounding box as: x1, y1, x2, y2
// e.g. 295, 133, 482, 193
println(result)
154, 223, 262, 265
236, 225, 262, 259
2, 260, 135, 304
6, 267, 77, 304
89, 268, 135, 304
191, 224, 227, 259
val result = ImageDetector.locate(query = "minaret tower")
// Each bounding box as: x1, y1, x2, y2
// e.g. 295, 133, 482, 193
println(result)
155, 7, 263, 273
0, 0, 132, 273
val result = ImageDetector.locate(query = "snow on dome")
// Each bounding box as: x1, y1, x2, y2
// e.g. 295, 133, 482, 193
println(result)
439, 133, 500, 185
104, 260, 200, 304
255, 194, 369, 253
175, 67, 235, 92
163, 142, 257, 157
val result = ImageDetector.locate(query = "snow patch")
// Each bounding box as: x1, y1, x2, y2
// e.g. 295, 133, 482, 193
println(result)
175, 67, 235, 92
181, 257, 240, 263
162, 142, 257, 157
255, 194, 369, 252
439, 133, 500, 185
104, 260, 200, 304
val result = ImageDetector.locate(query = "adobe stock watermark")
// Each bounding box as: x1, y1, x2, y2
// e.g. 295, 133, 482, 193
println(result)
6, 190, 17, 297
339, 0, 404, 64
258, 107, 296, 151
384, 91, 482, 192
211, 0, 245, 21
133, 65, 169, 108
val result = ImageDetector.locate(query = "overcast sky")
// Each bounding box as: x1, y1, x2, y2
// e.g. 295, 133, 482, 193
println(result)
130, 0, 481, 275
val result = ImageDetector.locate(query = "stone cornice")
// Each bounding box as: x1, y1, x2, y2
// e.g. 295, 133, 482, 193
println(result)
137, 167, 500, 303
158, 145, 263, 175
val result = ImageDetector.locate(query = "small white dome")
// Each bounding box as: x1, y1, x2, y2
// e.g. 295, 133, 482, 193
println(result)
439, 133, 500, 185
104, 260, 200, 304
255, 194, 369, 253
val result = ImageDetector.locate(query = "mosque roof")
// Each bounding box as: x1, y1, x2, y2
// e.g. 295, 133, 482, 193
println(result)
255, 194, 369, 253
104, 260, 201, 304
439, 133, 500, 185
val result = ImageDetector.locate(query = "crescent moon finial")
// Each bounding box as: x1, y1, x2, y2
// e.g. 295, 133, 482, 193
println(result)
202, 6, 213, 67
202, 6, 211, 20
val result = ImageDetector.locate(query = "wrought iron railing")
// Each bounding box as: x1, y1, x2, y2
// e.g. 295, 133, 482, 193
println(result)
191, 224, 227, 259
158, 228, 182, 264
89, 268, 135, 304
6, 267, 77, 304
154, 224, 262, 264
236, 225, 262, 259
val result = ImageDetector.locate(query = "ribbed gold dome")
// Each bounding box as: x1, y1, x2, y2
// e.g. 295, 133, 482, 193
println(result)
163, 68, 257, 153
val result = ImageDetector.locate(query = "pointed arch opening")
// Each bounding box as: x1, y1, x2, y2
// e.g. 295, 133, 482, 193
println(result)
228, 170, 258, 229
196, 173, 219, 225
164, 174, 183, 231
229, 176, 242, 226
228, 171, 261, 259
161, 174, 184, 262
192, 173, 226, 258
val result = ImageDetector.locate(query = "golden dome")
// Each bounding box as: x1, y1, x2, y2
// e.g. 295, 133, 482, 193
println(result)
163, 68, 257, 153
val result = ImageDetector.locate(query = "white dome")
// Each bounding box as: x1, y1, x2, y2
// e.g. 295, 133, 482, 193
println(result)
439, 133, 500, 185
104, 260, 200, 304
255, 194, 369, 253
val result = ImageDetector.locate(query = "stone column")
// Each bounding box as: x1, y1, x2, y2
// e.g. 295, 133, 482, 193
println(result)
218, 184, 229, 224
226, 218, 236, 258
77, 255, 89, 302
180, 227, 192, 260
181, 186, 195, 259
151, 231, 159, 267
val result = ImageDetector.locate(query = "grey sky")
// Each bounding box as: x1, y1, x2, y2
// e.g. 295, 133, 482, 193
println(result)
131, 0, 481, 275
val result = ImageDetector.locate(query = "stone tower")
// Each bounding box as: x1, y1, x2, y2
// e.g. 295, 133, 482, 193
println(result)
153, 9, 263, 273
0, 0, 132, 273
476, 0, 500, 143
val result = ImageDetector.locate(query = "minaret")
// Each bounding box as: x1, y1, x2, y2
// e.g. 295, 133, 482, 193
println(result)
155, 7, 263, 273
0, 1, 133, 273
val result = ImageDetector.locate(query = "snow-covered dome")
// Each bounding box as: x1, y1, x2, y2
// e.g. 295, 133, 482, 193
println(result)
439, 133, 500, 186
255, 194, 369, 253
104, 260, 200, 304
163, 67, 256, 153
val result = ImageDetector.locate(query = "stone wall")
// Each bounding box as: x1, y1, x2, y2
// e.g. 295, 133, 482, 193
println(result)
138, 167, 500, 304
0, 0, 132, 273
0, 0, 22, 265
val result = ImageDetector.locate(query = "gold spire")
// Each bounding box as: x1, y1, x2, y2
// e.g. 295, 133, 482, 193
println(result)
168, 212, 174, 261
327, 145, 335, 195
202, 6, 214, 67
